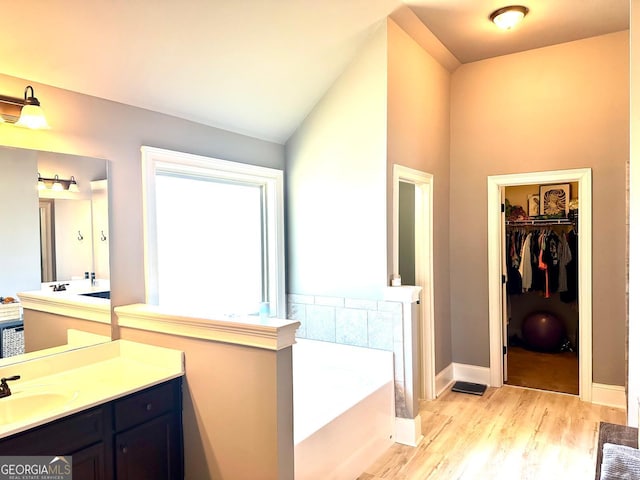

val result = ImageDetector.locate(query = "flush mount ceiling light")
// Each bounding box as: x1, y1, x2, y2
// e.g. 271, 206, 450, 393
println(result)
0, 85, 49, 129
490, 5, 529, 30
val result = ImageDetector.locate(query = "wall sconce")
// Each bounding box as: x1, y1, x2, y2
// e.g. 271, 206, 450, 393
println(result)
0, 85, 49, 129
38, 173, 79, 192
490, 5, 529, 30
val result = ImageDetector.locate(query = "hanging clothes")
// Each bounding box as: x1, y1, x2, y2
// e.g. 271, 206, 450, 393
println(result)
518, 233, 533, 291
506, 225, 577, 300
560, 229, 579, 303
542, 230, 560, 295
557, 232, 572, 293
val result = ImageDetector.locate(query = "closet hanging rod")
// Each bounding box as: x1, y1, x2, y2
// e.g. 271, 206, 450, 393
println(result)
506, 218, 575, 227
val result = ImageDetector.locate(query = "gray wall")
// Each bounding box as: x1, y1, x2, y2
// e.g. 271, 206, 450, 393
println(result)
0, 73, 285, 329
387, 19, 453, 374
0, 148, 40, 297
449, 31, 629, 385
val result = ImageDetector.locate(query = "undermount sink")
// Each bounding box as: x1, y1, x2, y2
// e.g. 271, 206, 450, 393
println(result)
0, 386, 79, 424
80, 291, 110, 299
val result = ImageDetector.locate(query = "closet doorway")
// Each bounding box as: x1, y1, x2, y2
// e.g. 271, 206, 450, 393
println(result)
487, 169, 593, 402
504, 184, 579, 394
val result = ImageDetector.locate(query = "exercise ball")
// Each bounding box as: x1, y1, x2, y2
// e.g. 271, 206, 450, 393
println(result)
522, 311, 565, 352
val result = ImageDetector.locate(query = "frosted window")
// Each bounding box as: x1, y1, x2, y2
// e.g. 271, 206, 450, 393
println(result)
155, 174, 265, 315
141, 147, 284, 318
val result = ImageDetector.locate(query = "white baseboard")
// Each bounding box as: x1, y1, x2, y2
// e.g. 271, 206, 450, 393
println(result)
435, 362, 491, 396
437, 362, 625, 409
435, 364, 454, 397
395, 415, 424, 447
592, 383, 626, 409
452, 362, 492, 386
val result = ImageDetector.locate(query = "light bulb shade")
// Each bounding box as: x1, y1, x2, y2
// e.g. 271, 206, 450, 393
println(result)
37, 173, 46, 190
490, 5, 529, 30
15, 104, 49, 129
68, 176, 79, 193
52, 175, 63, 191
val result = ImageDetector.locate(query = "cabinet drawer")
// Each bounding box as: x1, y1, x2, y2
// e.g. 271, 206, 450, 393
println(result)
0, 406, 108, 455
114, 380, 179, 432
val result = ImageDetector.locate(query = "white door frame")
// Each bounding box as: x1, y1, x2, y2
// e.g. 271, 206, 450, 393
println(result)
487, 168, 592, 402
393, 164, 436, 400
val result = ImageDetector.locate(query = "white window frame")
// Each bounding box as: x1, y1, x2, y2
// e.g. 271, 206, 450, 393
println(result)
141, 146, 286, 318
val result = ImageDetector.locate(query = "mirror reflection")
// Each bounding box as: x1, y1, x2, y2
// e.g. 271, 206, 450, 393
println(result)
36, 151, 109, 288
0, 147, 111, 364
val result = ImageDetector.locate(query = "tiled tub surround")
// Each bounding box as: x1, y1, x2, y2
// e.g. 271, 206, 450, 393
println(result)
288, 292, 415, 419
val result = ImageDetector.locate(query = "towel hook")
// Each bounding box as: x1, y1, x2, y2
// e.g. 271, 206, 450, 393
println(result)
77, 230, 84, 241
100, 230, 107, 241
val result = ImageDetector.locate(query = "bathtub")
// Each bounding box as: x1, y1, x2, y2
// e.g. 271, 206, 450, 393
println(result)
293, 339, 395, 480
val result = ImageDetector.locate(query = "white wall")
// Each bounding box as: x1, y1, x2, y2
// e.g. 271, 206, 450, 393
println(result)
628, 0, 640, 426
53, 199, 92, 280
286, 23, 388, 299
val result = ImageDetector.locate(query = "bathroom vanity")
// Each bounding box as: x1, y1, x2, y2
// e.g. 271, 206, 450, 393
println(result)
0, 340, 184, 480
0, 379, 182, 479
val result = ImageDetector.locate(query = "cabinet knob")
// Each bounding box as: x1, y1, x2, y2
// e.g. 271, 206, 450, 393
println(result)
145, 403, 153, 412
121, 445, 128, 454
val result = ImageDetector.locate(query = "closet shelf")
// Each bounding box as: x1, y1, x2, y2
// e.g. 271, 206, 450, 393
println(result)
506, 218, 574, 226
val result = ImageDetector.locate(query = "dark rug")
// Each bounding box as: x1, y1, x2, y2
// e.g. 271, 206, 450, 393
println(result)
595, 422, 638, 480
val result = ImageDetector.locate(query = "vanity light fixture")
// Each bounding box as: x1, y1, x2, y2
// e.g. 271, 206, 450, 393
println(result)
0, 85, 49, 129
37, 173, 79, 192
490, 5, 529, 30
52, 175, 64, 191
68, 176, 80, 193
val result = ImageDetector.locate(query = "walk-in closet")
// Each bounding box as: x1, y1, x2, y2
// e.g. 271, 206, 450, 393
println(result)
504, 183, 579, 395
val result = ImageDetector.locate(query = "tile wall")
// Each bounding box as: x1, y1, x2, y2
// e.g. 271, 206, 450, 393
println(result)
287, 293, 411, 417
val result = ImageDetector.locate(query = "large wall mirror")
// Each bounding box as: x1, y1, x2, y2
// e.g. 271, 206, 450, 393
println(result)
0, 146, 111, 364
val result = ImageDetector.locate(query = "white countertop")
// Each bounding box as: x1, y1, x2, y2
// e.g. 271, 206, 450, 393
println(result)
0, 340, 184, 439
18, 289, 111, 324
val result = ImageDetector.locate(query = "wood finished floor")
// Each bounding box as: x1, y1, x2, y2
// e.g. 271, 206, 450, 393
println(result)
505, 346, 579, 395
358, 385, 626, 480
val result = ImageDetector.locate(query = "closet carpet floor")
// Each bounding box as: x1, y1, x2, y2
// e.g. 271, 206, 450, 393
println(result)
505, 346, 579, 395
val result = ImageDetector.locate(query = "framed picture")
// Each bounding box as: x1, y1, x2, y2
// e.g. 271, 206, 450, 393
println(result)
527, 194, 540, 217
540, 184, 570, 217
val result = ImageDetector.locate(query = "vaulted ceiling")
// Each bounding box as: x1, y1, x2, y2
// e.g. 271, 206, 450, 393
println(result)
0, 0, 629, 143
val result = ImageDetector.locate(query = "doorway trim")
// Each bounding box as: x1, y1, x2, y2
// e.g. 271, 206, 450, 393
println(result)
487, 168, 592, 402
393, 164, 435, 400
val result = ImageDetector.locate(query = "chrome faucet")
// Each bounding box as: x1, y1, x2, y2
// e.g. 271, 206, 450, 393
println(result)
0, 375, 20, 398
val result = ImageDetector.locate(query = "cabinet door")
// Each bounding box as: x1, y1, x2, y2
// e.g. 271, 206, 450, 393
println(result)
115, 412, 181, 480
71, 442, 109, 480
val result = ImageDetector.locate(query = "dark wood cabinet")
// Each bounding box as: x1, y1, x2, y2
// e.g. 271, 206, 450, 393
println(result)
114, 380, 182, 480
0, 378, 183, 480
115, 413, 181, 480
73, 442, 109, 480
